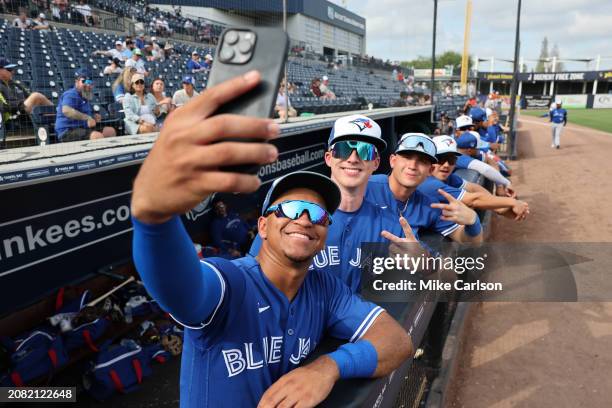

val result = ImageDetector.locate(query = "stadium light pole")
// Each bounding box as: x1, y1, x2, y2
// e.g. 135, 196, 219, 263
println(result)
507, 0, 522, 160
282, 0, 289, 123
430, 0, 438, 122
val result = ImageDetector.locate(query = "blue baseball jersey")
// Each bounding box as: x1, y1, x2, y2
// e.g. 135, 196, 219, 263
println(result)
417, 176, 466, 203
365, 174, 459, 238
55, 87, 93, 137
249, 200, 404, 292
178, 256, 383, 408
550, 108, 567, 124
447, 173, 467, 189
210, 213, 250, 253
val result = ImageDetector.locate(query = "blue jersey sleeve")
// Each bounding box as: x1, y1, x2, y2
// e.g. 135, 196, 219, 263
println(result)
365, 174, 393, 209
417, 177, 466, 203
321, 271, 385, 342
447, 173, 466, 189
418, 192, 460, 237
132, 216, 223, 327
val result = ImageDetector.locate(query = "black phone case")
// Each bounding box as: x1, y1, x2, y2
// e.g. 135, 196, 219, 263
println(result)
208, 27, 289, 174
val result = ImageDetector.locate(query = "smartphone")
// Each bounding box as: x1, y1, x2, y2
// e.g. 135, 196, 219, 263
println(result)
207, 27, 289, 174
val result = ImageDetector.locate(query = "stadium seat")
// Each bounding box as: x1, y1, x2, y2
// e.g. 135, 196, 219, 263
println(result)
30, 106, 58, 145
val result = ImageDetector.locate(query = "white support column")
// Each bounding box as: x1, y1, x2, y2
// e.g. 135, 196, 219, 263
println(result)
592, 54, 601, 95
549, 56, 557, 96
489, 57, 495, 93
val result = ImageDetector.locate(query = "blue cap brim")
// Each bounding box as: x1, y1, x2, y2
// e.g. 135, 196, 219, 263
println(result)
2, 64, 17, 69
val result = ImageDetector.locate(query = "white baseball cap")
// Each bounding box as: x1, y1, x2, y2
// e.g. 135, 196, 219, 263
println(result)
115, 40, 123, 45
322, 75, 329, 81
433, 135, 461, 157
205, 54, 213, 60
328, 114, 386, 152
39, 13, 46, 19
485, 108, 493, 119
455, 115, 473, 129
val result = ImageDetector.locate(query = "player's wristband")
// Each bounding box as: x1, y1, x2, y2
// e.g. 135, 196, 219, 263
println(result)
327, 340, 378, 379
464, 216, 482, 237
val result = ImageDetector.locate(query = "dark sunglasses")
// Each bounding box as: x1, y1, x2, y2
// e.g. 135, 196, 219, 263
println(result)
437, 154, 458, 165
264, 200, 332, 226
134, 80, 145, 85
331, 140, 378, 161
80, 79, 93, 85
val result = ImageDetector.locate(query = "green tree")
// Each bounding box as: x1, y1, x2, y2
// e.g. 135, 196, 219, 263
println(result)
535, 37, 549, 72
550, 43, 564, 72
400, 51, 472, 72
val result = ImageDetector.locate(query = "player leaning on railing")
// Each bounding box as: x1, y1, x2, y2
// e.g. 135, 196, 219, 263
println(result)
130, 71, 412, 408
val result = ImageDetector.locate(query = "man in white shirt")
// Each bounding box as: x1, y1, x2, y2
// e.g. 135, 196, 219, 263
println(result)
74, 0, 94, 26
125, 49, 148, 75
13, 10, 33, 29
172, 76, 199, 108
93, 40, 124, 61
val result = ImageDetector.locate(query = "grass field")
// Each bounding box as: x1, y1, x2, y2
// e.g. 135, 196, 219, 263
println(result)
520, 108, 612, 133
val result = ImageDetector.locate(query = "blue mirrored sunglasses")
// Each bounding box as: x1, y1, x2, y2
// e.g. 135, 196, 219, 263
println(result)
331, 140, 378, 161
397, 135, 436, 158
264, 200, 332, 226
81, 79, 93, 85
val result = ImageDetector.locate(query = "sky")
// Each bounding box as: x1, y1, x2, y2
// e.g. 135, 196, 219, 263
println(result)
329, 0, 612, 71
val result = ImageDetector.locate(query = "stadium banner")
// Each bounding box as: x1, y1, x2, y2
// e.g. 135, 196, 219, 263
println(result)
558, 94, 588, 109
478, 72, 514, 81
518, 71, 599, 82
593, 94, 612, 109
414, 68, 451, 78
524, 95, 553, 110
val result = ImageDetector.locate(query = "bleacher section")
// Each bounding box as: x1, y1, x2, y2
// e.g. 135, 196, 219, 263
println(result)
0, 18, 412, 145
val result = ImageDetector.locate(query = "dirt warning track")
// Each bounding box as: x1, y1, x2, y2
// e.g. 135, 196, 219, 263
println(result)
450, 115, 612, 408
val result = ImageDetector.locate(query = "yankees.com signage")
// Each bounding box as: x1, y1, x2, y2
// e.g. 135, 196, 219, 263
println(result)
593, 94, 612, 109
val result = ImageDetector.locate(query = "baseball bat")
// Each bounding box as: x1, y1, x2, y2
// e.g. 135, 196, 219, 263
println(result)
86, 276, 135, 307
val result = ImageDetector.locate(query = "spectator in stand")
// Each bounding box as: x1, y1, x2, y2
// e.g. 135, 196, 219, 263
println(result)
203, 54, 213, 69
163, 42, 175, 60
103, 58, 123, 75
111, 67, 135, 102
186, 51, 205, 73
74, 0, 95, 26
32, 13, 50, 31
172, 76, 199, 108
397, 70, 404, 82
0, 57, 53, 122
121, 39, 136, 60
93, 40, 125, 61
52, 0, 69, 22
319, 75, 336, 100
149, 40, 163, 61
209, 199, 252, 259
125, 49, 148, 76
150, 78, 173, 126
310, 77, 322, 98
275, 80, 297, 120
13, 9, 32, 29
184, 19, 193, 35
55, 68, 116, 142
135, 33, 146, 50
122, 74, 159, 135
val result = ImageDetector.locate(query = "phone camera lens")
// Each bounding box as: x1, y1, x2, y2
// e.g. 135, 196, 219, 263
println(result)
238, 40, 253, 54
225, 31, 239, 45
219, 47, 235, 62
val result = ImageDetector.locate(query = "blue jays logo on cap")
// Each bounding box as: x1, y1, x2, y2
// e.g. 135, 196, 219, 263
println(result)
349, 118, 373, 132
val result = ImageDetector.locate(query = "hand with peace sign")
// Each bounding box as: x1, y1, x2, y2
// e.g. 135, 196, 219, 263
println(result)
380, 216, 418, 244
431, 189, 478, 226
380, 217, 429, 259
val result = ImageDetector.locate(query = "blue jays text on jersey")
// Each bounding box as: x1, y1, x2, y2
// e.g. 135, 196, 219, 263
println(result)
550, 108, 567, 124
249, 200, 404, 292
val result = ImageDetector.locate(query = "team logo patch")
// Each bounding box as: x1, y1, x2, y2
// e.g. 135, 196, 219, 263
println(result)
442, 139, 455, 146
350, 118, 373, 132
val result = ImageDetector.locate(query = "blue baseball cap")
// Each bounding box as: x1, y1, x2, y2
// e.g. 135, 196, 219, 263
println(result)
456, 132, 478, 149
182, 76, 194, 85
74, 68, 92, 80
261, 171, 341, 215
0, 58, 17, 70
469, 107, 486, 122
